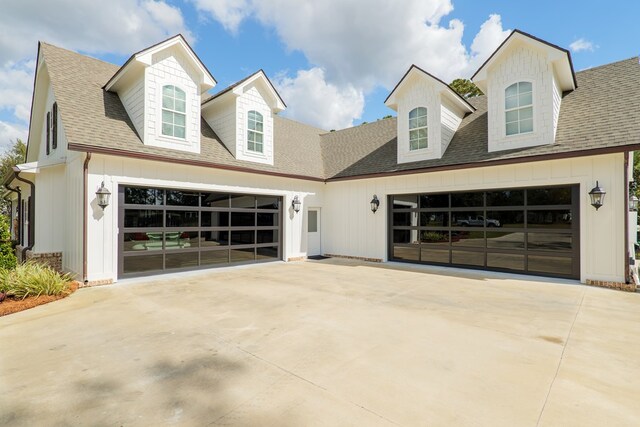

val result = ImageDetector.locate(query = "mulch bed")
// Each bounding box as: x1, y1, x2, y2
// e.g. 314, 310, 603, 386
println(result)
0, 281, 80, 317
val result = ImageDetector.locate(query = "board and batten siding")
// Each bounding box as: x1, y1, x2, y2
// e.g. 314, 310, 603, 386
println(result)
85, 154, 324, 282
323, 153, 627, 284
551, 73, 562, 139
440, 97, 464, 153
203, 97, 237, 156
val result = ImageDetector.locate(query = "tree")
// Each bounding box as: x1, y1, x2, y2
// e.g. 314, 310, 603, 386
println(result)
449, 79, 483, 98
0, 139, 26, 184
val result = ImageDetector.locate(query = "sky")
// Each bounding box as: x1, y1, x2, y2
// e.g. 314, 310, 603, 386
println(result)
0, 0, 638, 150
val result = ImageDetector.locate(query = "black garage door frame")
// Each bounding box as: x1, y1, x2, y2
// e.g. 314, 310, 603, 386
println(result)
118, 185, 283, 279
387, 184, 580, 279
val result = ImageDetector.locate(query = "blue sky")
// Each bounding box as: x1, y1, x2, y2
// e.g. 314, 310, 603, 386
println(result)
0, 0, 638, 146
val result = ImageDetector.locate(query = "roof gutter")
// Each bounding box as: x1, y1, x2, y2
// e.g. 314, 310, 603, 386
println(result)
4, 180, 21, 245
13, 170, 35, 260
624, 151, 632, 284
83, 153, 91, 283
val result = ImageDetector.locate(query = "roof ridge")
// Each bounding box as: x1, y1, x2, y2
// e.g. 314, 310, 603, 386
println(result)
575, 56, 639, 74
40, 41, 119, 68
274, 115, 328, 134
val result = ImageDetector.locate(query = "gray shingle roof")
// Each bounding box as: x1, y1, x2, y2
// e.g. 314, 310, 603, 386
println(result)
39, 42, 640, 181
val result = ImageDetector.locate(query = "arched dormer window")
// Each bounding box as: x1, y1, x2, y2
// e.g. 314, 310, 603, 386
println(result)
409, 107, 428, 150
505, 82, 533, 136
247, 110, 264, 153
162, 85, 186, 139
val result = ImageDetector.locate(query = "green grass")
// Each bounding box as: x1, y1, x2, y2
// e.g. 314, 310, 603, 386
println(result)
0, 261, 73, 299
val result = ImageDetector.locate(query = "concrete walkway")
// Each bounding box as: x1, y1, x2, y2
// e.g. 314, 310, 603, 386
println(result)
1, 259, 639, 426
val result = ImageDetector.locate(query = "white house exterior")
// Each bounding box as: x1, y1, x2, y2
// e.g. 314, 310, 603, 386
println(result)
4, 30, 639, 290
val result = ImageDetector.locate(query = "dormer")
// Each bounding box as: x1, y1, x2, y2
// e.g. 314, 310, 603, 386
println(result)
104, 35, 216, 154
385, 65, 475, 164
472, 30, 577, 153
201, 70, 286, 166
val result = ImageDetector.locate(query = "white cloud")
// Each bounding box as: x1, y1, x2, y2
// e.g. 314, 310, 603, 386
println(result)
570, 38, 595, 53
275, 68, 364, 130
195, 1, 510, 127
0, 121, 28, 151
0, 0, 193, 138
190, 0, 251, 33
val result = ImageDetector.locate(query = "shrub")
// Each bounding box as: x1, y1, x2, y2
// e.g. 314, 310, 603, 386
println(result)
0, 215, 16, 270
0, 261, 72, 299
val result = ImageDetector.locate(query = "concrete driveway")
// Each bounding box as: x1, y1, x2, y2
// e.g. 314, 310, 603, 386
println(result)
1, 259, 639, 426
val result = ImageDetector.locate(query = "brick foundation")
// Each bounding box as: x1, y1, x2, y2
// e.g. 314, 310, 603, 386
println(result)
323, 254, 383, 263
585, 279, 636, 292
80, 278, 114, 288
24, 250, 63, 273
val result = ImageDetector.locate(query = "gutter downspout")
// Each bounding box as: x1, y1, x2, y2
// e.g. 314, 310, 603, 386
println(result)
14, 170, 35, 260
624, 151, 631, 284
83, 153, 91, 284
4, 181, 21, 244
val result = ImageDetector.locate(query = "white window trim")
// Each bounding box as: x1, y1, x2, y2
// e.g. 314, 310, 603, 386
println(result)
408, 106, 428, 151
247, 110, 264, 154
503, 80, 535, 138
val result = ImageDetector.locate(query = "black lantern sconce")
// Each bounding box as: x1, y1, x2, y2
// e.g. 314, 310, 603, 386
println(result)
370, 195, 380, 213
588, 181, 606, 211
292, 195, 301, 213
96, 182, 111, 210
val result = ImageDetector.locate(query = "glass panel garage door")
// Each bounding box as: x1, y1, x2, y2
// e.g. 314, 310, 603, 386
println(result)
119, 186, 282, 278
389, 185, 580, 279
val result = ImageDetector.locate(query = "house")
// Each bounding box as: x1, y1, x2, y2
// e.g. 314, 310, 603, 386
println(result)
3, 30, 639, 290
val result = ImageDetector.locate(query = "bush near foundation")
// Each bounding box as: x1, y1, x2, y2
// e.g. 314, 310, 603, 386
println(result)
0, 215, 16, 270
0, 261, 73, 299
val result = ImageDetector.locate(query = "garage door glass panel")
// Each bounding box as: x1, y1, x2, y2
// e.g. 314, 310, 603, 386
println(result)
420, 212, 448, 227
420, 230, 449, 245
420, 194, 449, 208
231, 248, 255, 262
528, 255, 572, 275
231, 230, 255, 245
123, 232, 164, 251
527, 233, 572, 251
231, 195, 255, 209
393, 195, 418, 209
125, 187, 163, 205
486, 232, 524, 249
166, 190, 199, 206
231, 212, 255, 227
201, 211, 229, 227
389, 185, 578, 279
527, 210, 571, 228
452, 231, 485, 247
452, 211, 485, 227
451, 192, 483, 207
201, 230, 229, 247
201, 249, 229, 265
124, 210, 163, 228
123, 254, 163, 274
487, 253, 524, 270
165, 252, 199, 269
201, 193, 229, 207
528, 188, 572, 206
486, 211, 524, 228
164, 231, 198, 250
166, 211, 198, 227
120, 186, 282, 278
486, 190, 524, 206
257, 213, 278, 226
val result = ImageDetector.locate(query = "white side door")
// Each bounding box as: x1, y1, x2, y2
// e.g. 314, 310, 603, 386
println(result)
307, 208, 321, 256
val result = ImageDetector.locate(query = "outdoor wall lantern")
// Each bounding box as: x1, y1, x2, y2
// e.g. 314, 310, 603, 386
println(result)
292, 195, 301, 213
588, 181, 606, 210
370, 195, 380, 213
96, 182, 111, 210
630, 194, 639, 212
